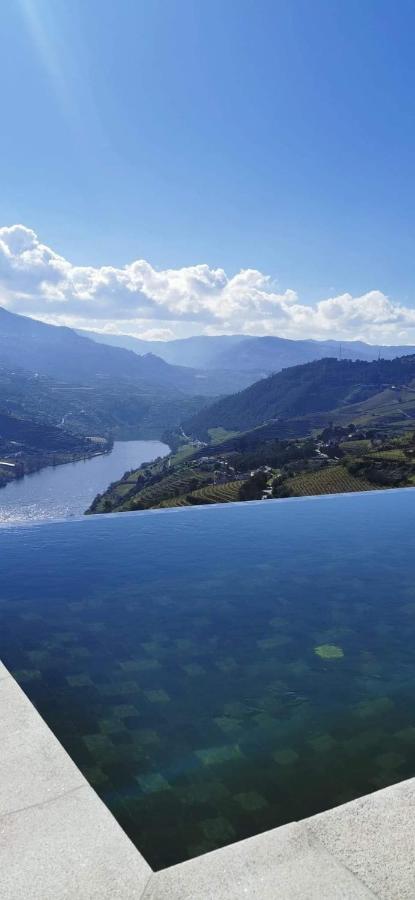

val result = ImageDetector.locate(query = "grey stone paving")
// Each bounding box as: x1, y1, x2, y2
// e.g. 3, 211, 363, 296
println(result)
1, 659, 415, 899
0, 666, 152, 900
306, 780, 415, 900
144, 820, 377, 899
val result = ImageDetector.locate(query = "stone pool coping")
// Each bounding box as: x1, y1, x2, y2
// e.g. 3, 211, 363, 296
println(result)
1, 659, 414, 898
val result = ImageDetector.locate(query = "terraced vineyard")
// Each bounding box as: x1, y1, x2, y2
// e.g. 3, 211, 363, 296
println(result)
157, 480, 242, 508
367, 449, 407, 461
125, 468, 212, 510
288, 465, 379, 497
339, 439, 371, 454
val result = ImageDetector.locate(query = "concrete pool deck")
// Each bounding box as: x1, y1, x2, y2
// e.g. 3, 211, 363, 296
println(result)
1, 659, 414, 899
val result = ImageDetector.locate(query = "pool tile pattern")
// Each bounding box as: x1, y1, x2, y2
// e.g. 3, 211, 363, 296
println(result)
2, 493, 415, 868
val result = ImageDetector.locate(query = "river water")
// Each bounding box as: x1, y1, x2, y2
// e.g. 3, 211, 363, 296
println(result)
0, 440, 169, 524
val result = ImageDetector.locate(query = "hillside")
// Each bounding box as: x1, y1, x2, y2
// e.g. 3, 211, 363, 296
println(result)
184, 355, 415, 438
88, 417, 415, 516
0, 410, 107, 487
0, 307, 238, 396
0, 364, 206, 441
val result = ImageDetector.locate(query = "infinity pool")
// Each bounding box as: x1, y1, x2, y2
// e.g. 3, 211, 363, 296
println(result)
1, 491, 415, 869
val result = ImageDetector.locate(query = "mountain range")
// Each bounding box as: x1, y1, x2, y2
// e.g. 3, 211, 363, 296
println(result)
0, 307, 249, 396
0, 309, 210, 440
4, 306, 415, 445
79, 327, 415, 375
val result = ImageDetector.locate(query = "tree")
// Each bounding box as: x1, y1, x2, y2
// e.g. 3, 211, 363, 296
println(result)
239, 471, 268, 501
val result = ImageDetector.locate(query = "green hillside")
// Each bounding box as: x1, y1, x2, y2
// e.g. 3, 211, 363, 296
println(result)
0, 365, 206, 440
184, 355, 415, 438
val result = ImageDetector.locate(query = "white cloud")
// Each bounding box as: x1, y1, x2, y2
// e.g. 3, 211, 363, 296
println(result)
1, 223, 415, 344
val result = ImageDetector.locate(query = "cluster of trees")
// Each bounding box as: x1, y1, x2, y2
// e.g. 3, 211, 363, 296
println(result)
239, 471, 268, 501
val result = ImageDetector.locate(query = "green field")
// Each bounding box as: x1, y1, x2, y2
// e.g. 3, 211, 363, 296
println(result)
207, 427, 240, 445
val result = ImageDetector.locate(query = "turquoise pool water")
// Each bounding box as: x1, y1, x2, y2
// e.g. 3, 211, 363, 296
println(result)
1, 491, 415, 869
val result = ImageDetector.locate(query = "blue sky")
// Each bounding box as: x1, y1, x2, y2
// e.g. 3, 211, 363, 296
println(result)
2, 0, 415, 342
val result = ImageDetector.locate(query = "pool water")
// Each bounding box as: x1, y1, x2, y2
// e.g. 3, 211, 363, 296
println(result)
1, 491, 415, 869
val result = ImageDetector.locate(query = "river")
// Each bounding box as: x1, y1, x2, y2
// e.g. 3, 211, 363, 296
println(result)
0, 440, 169, 524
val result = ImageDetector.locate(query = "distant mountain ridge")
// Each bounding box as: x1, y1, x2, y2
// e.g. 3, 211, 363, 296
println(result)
0, 307, 246, 395
79, 327, 415, 375
77, 330, 246, 368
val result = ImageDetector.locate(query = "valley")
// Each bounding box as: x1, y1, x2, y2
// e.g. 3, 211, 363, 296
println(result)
4, 306, 415, 513
89, 355, 415, 514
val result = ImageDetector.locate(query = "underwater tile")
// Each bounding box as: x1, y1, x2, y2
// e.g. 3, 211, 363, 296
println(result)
136, 773, 171, 794
120, 658, 161, 672
201, 816, 236, 842
308, 733, 336, 754
354, 696, 394, 718
196, 744, 243, 766
138, 659, 161, 671
83, 734, 115, 755
358, 658, 383, 677
143, 689, 170, 704
83, 765, 109, 786
395, 726, 415, 744
82, 734, 118, 765
175, 639, 193, 652
375, 751, 405, 770
27, 650, 50, 665
112, 704, 139, 718
186, 839, 216, 858
132, 729, 160, 746
234, 791, 268, 811
182, 663, 206, 676
287, 660, 310, 677
222, 701, 249, 717
370, 771, 400, 790
252, 712, 280, 733
71, 647, 91, 659
213, 716, 243, 737
400, 601, 415, 615
215, 657, 238, 673
313, 627, 352, 643
375, 622, 395, 637
54, 631, 77, 644
257, 636, 291, 650
179, 780, 230, 805
343, 730, 381, 755
269, 617, 289, 629
120, 659, 144, 672
141, 641, 161, 654
87, 622, 106, 634
273, 748, 299, 766
99, 681, 138, 696
13, 669, 41, 683
66, 674, 94, 688
99, 717, 127, 735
